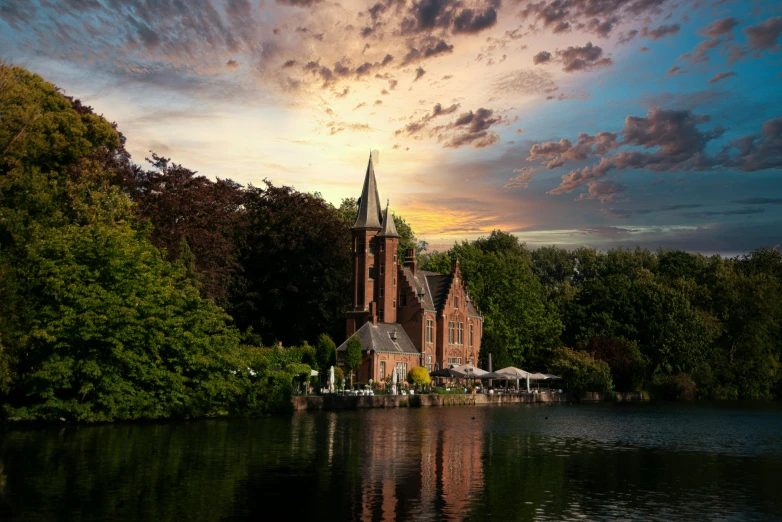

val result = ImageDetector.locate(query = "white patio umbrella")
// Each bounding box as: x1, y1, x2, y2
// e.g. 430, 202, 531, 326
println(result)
329, 366, 335, 393
497, 366, 532, 392
392, 366, 398, 395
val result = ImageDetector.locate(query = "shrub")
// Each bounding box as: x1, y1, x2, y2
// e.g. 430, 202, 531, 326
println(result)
550, 347, 614, 398
653, 373, 696, 400
407, 366, 431, 391
578, 336, 647, 392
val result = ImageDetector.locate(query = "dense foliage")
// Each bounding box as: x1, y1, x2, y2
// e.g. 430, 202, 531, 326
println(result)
549, 347, 614, 398
424, 235, 782, 399
2, 63, 781, 423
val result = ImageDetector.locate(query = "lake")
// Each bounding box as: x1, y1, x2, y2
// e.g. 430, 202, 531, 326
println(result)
1, 402, 781, 521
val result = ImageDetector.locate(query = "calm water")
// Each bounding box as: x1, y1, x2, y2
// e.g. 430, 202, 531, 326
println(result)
1, 402, 781, 521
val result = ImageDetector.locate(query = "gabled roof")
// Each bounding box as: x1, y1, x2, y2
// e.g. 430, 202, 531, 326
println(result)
378, 201, 400, 238
425, 273, 450, 310
402, 268, 483, 318
352, 154, 383, 230
403, 267, 436, 311
337, 322, 420, 354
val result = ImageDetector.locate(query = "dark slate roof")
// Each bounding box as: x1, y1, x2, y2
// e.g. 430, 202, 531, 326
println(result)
466, 299, 481, 318
378, 203, 400, 238
425, 273, 450, 310
403, 267, 436, 311
337, 322, 420, 354
352, 155, 383, 230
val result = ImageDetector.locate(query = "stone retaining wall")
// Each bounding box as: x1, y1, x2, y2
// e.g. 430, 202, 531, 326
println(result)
291, 391, 650, 411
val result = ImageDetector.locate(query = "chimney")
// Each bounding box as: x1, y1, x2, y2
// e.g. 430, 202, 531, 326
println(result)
369, 302, 378, 325
404, 248, 416, 274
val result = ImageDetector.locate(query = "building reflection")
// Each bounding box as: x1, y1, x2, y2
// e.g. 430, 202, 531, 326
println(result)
294, 410, 485, 521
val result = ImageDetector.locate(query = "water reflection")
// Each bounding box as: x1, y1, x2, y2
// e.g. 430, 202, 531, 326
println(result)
1, 403, 782, 521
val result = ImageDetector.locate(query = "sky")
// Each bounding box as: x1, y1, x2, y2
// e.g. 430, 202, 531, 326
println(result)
1, 0, 781, 254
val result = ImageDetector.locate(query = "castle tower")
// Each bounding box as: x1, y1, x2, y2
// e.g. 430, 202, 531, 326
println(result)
346, 154, 383, 336
377, 200, 400, 324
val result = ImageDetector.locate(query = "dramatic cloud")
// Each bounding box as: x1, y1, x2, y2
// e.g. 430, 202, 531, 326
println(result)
721, 117, 782, 172
453, 6, 499, 34
533, 50, 552, 64
395, 102, 461, 136
708, 71, 736, 84
744, 17, 782, 50
576, 180, 625, 203
519, 0, 672, 37
666, 65, 683, 76
414, 66, 427, 81
528, 131, 619, 169
401, 37, 455, 65
537, 109, 726, 199
641, 24, 680, 40
536, 111, 782, 203
504, 166, 536, 189
679, 37, 723, 64
442, 108, 504, 149
555, 42, 613, 72
703, 17, 739, 37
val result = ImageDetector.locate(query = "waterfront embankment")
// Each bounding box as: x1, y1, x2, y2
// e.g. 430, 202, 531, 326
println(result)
291, 391, 648, 411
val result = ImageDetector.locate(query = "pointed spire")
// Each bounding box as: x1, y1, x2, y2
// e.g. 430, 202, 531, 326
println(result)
378, 198, 400, 237
352, 153, 383, 229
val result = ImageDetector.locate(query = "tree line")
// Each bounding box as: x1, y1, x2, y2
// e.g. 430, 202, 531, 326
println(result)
421, 235, 782, 400
1, 65, 779, 423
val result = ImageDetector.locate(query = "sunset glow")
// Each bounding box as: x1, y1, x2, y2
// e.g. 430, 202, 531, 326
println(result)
2, 0, 781, 253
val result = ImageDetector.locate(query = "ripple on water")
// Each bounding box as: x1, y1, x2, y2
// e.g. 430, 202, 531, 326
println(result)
1, 402, 782, 521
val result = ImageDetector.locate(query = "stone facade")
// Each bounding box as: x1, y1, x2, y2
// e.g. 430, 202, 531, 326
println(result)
337, 156, 483, 384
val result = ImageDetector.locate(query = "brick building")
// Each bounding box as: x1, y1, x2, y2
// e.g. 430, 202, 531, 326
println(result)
337, 155, 483, 384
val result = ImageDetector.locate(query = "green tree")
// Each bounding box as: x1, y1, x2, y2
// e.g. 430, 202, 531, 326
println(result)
577, 336, 647, 392
344, 336, 363, 388
550, 347, 613, 397
425, 231, 562, 368
478, 328, 512, 371
315, 333, 337, 384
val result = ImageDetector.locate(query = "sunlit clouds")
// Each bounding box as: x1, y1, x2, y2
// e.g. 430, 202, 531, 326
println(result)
2, 0, 781, 252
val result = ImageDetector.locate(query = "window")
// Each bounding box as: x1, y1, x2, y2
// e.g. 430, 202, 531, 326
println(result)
369, 243, 376, 255
380, 243, 384, 252
368, 267, 376, 279
448, 321, 454, 344
380, 287, 384, 298
448, 357, 462, 365
380, 361, 386, 380
396, 362, 407, 380
455, 296, 459, 309
426, 356, 432, 371
457, 322, 463, 344
393, 299, 396, 308
394, 277, 396, 287
394, 255, 397, 264
469, 324, 474, 347
426, 319, 433, 343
